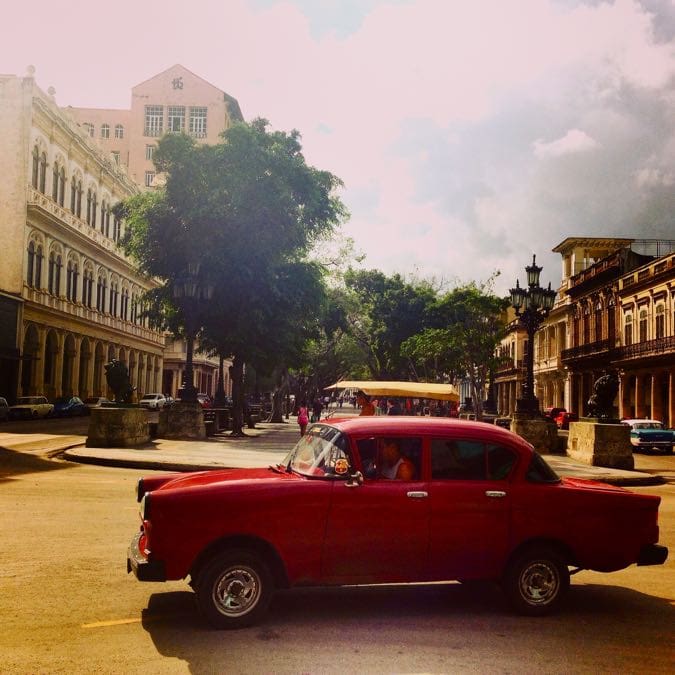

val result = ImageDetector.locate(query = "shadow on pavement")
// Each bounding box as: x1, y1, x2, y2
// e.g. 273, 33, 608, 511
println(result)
0, 445, 72, 482
140, 581, 673, 673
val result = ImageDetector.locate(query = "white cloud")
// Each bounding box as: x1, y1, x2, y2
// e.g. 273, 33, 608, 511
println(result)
533, 129, 600, 158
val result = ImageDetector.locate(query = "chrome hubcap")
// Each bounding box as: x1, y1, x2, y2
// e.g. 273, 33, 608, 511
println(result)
213, 566, 260, 617
519, 561, 558, 605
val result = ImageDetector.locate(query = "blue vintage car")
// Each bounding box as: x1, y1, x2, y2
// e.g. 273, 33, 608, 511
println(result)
53, 396, 89, 417
622, 419, 673, 454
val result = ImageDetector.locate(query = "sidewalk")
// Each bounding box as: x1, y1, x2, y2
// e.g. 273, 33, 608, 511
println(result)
0, 418, 663, 485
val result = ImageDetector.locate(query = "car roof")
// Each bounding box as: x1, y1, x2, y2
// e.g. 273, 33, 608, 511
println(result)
623, 419, 662, 425
321, 416, 533, 446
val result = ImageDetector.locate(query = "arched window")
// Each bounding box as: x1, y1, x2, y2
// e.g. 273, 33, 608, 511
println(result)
52, 162, 59, 201
27, 241, 35, 286
96, 275, 107, 312
114, 124, 124, 139
121, 288, 130, 321
39, 152, 47, 193
109, 281, 119, 316
655, 305, 665, 339
607, 298, 616, 342
76, 181, 83, 218
83, 268, 94, 308
66, 260, 79, 302
52, 162, 66, 205
100, 200, 107, 233
31, 146, 39, 188
86, 189, 93, 225
624, 314, 633, 346
101, 123, 110, 139
639, 309, 648, 342
48, 252, 62, 296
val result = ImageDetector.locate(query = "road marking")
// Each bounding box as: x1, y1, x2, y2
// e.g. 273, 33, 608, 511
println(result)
82, 618, 141, 628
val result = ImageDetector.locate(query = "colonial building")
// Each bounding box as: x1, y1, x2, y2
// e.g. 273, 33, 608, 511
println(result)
616, 250, 675, 425
66, 64, 243, 189
0, 69, 164, 402
66, 65, 243, 400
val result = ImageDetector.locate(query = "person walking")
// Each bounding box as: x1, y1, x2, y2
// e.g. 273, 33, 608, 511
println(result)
297, 401, 309, 436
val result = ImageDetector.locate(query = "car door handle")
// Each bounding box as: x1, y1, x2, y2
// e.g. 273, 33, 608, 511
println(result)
407, 491, 428, 499
485, 490, 507, 498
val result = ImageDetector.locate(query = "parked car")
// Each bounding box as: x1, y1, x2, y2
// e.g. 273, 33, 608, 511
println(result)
9, 396, 54, 420
0, 397, 9, 422
197, 393, 212, 409
128, 417, 668, 628
544, 407, 566, 421
139, 393, 167, 410
53, 396, 89, 417
622, 419, 673, 454
83, 396, 111, 410
554, 411, 578, 430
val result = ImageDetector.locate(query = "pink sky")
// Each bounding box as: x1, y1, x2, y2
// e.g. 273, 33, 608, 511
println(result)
3, 0, 674, 292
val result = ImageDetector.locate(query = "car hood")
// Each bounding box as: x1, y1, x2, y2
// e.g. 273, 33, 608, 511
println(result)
152, 467, 297, 493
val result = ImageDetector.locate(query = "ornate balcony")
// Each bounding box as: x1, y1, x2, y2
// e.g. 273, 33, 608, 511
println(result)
614, 336, 675, 361
561, 339, 612, 362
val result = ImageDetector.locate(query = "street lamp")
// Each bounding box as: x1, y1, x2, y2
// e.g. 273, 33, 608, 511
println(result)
509, 254, 556, 416
173, 262, 213, 404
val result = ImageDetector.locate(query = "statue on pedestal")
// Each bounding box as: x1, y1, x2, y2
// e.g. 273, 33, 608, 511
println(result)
104, 359, 135, 404
587, 371, 619, 421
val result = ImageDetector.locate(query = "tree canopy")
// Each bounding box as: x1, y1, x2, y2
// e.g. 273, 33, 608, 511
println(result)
118, 119, 347, 433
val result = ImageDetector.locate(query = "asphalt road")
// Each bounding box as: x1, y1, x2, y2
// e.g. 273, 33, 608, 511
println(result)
0, 420, 674, 673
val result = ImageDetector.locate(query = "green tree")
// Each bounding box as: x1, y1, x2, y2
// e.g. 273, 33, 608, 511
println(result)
118, 119, 347, 434
402, 281, 508, 417
344, 270, 436, 379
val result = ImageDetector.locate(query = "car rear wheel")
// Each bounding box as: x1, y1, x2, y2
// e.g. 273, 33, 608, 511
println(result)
503, 546, 569, 616
196, 550, 273, 629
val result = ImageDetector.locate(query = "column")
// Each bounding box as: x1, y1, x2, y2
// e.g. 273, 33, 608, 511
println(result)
668, 370, 675, 429
651, 372, 663, 422
53, 332, 64, 397
32, 326, 47, 395
618, 372, 629, 420
635, 375, 645, 418
71, 336, 82, 398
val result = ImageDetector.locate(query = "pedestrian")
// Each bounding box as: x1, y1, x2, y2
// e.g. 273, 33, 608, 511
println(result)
297, 400, 309, 436
312, 398, 323, 423
388, 398, 403, 415
356, 390, 375, 416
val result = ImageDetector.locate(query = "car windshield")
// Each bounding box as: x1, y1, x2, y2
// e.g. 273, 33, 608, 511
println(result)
281, 424, 351, 478
634, 422, 662, 430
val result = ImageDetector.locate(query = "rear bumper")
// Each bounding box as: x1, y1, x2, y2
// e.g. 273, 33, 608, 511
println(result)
127, 531, 166, 581
637, 544, 668, 566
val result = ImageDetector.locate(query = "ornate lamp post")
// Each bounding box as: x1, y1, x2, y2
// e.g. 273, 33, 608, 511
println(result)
510, 254, 556, 416
173, 262, 213, 404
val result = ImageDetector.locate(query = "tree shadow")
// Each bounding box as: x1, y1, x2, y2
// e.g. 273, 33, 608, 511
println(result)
140, 581, 674, 673
0, 445, 72, 482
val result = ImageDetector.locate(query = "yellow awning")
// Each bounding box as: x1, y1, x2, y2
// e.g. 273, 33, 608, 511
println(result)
326, 380, 460, 402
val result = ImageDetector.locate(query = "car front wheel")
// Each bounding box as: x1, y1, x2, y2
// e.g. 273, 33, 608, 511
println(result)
196, 550, 273, 629
503, 546, 570, 616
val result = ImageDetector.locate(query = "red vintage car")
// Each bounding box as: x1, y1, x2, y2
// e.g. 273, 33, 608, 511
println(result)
127, 417, 667, 628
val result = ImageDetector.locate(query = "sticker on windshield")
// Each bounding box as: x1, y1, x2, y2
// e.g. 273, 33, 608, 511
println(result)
334, 458, 349, 475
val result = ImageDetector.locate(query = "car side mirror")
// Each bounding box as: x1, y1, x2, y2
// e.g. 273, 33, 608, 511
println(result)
345, 471, 364, 488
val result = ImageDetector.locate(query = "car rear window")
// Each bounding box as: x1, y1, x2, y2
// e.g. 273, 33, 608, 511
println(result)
526, 452, 561, 483
430, 439, 517, 481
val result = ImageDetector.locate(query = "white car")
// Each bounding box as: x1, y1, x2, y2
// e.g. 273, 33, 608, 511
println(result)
9, 396, 54, 420
139, 393, 167, 410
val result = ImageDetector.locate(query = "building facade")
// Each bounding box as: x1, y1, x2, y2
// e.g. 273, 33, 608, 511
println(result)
0, 69, 165, 402
66, 65, 243, 397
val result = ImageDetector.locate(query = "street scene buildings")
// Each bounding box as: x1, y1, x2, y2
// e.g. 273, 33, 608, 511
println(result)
495, 237, 675, 427
0, 66, 242, 403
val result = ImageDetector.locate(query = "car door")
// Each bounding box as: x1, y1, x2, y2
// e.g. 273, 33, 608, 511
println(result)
427, 437, 515, 580
321, 435, 429, 584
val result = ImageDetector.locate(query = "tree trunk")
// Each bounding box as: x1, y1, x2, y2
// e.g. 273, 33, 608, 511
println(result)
230, 354, 246, 436
269, 369, 288, 423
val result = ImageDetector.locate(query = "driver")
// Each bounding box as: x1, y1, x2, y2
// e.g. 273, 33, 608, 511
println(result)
378, 438, 415, 480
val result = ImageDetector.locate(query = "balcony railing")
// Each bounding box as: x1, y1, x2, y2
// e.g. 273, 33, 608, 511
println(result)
561, 339, 612, 362
614, 336, 675, 361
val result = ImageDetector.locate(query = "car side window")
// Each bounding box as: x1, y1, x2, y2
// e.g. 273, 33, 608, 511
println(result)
356, 437, 422, 480
486, 443, 517, 480
431, 439, 485, 480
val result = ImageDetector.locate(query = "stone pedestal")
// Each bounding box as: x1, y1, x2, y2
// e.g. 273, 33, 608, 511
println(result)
86, 407, 150, 448
510, 415, 558, 454
567, 420, 634, 470
158, 401, 206, 439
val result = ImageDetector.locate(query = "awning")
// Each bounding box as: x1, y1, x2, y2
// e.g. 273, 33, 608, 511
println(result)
325, 380, 460, 402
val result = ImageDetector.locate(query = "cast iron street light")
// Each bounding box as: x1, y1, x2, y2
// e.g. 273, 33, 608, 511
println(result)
173, 262, 214, 404
509, 254, 556, 416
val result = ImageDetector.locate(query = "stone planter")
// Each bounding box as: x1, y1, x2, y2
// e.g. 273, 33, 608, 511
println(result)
86, 407, 150, 448
158, 401, 206, 439
510, 415, 558, 454
567, 420, 634, 470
